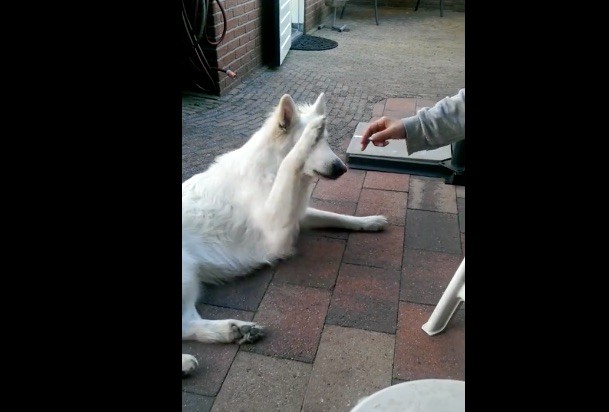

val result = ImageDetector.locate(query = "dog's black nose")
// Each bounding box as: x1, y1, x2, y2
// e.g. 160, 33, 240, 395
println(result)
330, 160, 348, 179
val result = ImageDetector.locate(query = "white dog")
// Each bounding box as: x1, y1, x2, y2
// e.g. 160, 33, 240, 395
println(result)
181, 92, 388, 376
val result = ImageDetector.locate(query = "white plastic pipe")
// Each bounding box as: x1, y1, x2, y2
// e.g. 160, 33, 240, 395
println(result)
422, 258, 465, 336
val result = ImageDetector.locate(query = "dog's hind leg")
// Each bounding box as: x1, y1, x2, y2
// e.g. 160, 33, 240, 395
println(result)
301, 207, 388, 231
183, 267, 264, 345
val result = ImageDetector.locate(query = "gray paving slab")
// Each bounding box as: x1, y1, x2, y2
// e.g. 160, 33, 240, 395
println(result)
404, 209, 461, 255
302, 325, 394, 412
182, 392, 214, 412
211, 351, 312, 412
408, 176, 458, 214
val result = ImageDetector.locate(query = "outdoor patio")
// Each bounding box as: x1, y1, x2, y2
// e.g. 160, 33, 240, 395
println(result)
182, 4, 465, 411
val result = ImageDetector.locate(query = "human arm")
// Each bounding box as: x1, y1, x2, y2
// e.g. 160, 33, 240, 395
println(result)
360, 88, 465, 154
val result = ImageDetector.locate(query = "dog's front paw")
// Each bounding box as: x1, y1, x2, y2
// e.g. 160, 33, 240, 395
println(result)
231, 321, 264, 345
358, 215, 389, 231
297, 115, 326, 152
182, 354, 198, 377
305, 115, 326, 145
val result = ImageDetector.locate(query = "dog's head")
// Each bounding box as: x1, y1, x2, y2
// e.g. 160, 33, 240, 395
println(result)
274, 92, 347, 180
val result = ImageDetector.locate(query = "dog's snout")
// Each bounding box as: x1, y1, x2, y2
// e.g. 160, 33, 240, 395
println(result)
330, 160, 348, 179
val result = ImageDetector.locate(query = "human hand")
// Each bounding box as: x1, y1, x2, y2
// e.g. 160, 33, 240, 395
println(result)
360, 116, 407, 151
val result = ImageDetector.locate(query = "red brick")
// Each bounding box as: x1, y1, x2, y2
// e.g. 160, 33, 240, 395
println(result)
385, 98, 416, 115
212, 352, 311, 412
182, 392, 214, 412
408, 176, 457, 214
302, 325, 394, 411
457, 197, 465, 233
312, 169, 365, 202
199, 265, 273, 311
274, 236, 345, 289
343, 225, 404, 271
404, 209, 461, 255
364, 171, 410, 192
401, 249, 463, 305
356, 188, 407, 226
372, 100, 386, 117
383, 109, 411, 119
415, 98, 437, 111
327, 263, 400, 333
460, 233, 465, 255
244, 283, 331, 362
394, 302, 465, 381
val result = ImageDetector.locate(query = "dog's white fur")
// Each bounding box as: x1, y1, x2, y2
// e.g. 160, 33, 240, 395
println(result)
181, 93, 388, 375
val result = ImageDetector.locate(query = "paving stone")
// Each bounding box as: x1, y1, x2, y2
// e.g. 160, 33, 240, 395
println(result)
302, 325, 394, 412
457, 197, 465, 233
343, 225, 404, 271
455, 185, 465, 198
363, 171, 410, 192
385, 98, 416, 115
182, 392, 214, 412
181, 8, 466, 406
312, 169, 366, 202
273, 236, 345, 289
211, 351, 311, 412
401, 249, 464, 305
199, 266, 274, 311
460, 233, 465, 256
382, 109, 413, 119
244, 283, 331, 363
394, 302, 465, 381
372, 101, 386, 117
404, 209, 461, 255
356, 188, 407, 227
408, 176, 457, 214
415, 98, 438, 110
327, 263, 400, 334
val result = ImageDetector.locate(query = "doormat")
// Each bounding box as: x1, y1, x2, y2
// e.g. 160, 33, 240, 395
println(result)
291, 35, 338, 51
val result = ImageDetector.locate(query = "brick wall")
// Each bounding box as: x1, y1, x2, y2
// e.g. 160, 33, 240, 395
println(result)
206, 0, 263, 95
347, 0, 465, 12
202, 0, 334, 95
305, 0, 331, 33
188, 0, 464, 96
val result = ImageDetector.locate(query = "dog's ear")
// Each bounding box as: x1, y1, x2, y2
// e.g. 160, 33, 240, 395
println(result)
278, 94, 297, 130
313, 92, 326, 116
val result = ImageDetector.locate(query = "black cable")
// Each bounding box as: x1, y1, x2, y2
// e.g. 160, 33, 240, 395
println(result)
181, 0, 232, 94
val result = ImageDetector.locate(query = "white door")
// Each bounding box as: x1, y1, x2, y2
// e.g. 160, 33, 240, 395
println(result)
278, 0, 292, 65
290, 0, 304, 35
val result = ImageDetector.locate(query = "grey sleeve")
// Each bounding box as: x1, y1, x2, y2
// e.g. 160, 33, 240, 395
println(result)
402, 88, 465, 155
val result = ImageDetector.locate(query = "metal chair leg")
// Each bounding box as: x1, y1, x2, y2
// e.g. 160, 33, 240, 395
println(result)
415, 0, 443, 17
421, 258, 465, 336
374, 0, 378, 25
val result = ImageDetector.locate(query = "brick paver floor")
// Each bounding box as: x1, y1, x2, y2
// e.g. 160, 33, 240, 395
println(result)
182, 6, 464, 412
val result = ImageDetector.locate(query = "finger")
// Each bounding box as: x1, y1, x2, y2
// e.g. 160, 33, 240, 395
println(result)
361, 133, 376, 151
360, 128, 374, 151
372, 141, 390, 147
360, 121, 384, 151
